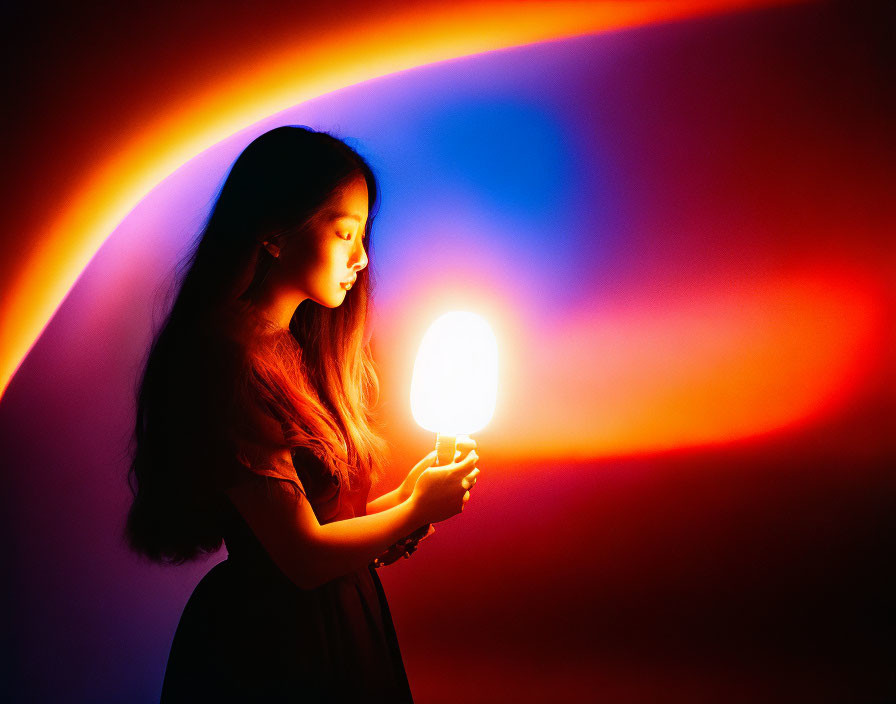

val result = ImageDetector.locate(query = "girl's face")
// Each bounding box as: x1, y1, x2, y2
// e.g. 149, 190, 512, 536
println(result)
275, 175, 369, 309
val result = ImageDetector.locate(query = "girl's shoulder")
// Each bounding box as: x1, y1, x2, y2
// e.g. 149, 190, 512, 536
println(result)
203, 300, 253, 346
207, 300, 289, 356
187, 303, 268, 423
195, 301, 271, 372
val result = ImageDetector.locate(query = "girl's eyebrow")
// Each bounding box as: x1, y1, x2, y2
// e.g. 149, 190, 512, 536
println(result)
328, 210, 362, 223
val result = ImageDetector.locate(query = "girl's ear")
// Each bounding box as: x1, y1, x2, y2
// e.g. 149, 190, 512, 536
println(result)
262, 241, 281, 258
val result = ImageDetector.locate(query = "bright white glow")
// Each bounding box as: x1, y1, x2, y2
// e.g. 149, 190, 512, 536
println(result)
410, 311, 498, 436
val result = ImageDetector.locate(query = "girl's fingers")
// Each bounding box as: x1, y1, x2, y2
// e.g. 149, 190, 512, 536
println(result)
452, 451, 478, 473
453, 436, 477, 460
460, 468, 480, 489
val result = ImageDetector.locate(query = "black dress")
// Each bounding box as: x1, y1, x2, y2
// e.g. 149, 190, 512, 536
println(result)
160, 450, 415, 703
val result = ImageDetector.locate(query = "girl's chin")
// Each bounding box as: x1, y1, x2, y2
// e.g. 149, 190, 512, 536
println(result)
308, 291, 345, 308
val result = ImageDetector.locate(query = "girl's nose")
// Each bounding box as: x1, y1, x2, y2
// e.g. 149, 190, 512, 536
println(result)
351, 240, 368, 272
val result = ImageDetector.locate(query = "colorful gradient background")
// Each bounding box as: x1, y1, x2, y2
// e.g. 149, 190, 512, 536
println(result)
2, 1, 894, 702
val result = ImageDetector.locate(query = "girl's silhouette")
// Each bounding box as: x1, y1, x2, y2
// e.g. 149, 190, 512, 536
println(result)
125, 126, 480, 702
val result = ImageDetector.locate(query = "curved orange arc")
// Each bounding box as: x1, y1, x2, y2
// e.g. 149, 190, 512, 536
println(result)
0, 0, 797, 398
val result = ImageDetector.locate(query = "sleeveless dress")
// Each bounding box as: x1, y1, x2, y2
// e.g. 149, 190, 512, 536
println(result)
160, 448, 415, 703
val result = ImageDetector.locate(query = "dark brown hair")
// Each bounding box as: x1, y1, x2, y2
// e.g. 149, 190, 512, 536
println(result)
126, 126, 386, 563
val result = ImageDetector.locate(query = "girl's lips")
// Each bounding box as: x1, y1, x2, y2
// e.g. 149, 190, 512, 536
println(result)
340, 277, 356, 290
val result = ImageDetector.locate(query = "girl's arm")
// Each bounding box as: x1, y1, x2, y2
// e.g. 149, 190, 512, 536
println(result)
365, 486, 405, 515
365, 453, 434, 515
226, 452, 427, 590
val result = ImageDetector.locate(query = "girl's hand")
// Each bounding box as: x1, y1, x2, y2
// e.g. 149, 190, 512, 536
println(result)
376, 439, 480, 566
409, 451, 480, 525
398, 451, 437, 503
372, 524, 436, 568
399, 436, 478, 502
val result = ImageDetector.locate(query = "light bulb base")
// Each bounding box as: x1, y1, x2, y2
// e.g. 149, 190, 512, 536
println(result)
434, 433, 457, 466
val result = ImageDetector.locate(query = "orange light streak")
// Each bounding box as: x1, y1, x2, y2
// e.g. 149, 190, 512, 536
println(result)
376, 267, 884, 462
505, 271, 884, 460
1, 0, 798, 398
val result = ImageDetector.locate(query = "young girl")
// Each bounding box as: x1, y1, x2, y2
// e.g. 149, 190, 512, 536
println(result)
126, 126, 480, 702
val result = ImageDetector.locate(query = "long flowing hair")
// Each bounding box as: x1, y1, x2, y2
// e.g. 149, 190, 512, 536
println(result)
126, 126, 387, 563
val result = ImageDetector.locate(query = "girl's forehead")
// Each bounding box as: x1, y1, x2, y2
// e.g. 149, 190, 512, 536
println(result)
320, 179, 369, 220
339, 176, 368, 206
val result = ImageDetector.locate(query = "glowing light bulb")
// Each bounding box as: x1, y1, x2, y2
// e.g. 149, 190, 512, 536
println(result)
410, 311, 498, 465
